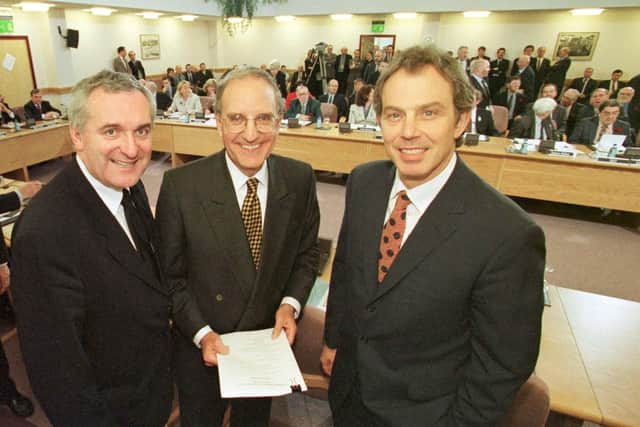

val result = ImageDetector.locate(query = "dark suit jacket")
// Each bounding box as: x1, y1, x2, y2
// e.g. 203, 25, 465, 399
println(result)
524, 103, 567, 137
363, 62, 380, 85
516, 66, 536, 101
334, 54, 352, 79
1, 102, 15, 124
469, 75, 492, 109
274, 70, 288, 99
598, 79, 625, 98
284, 98, 322, 122
195, 69, 214, 88
570, 77, 598, 104
128, 59, 146, 80
319, 93, 348, 121
156, 91, 172, 111
470, 108, 498, 136
0, 192, 20, 264
510, 110, 557, 140
493, 90, 527, 119
565, 102, 587, 137
489, 58, 509, 94
544, 57, 571, 95
184, 72, 196, 86
569, 117, 633, 147
10, 160, 172, 426
531, 57, 551, 93
23, 100, 61, 120
325, 158, 545, 426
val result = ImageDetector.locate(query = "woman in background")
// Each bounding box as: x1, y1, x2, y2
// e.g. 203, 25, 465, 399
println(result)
348, 84, 377, 125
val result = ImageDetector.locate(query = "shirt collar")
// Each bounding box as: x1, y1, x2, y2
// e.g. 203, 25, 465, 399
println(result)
225, 152, 268, 192
389, 153, 457, 215
76, 156, 125, 217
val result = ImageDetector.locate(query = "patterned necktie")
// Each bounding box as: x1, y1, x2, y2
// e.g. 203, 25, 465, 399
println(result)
378, 191, 411, 283
241, 178, 262, 269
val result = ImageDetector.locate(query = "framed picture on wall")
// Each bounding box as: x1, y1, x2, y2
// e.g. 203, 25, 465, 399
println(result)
553, 32, 599, 61
140, 34, 160, 60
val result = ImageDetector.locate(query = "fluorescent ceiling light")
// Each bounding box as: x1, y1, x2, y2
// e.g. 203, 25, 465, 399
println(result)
275, 15, 295, 22
178, 15, 197, 22
137, 11, 162, 19
226, 16, 244, 24
86, 7, 116, 16
330, 14, 352, 21
15, 2, 53, 12
570, 8, 604, 16
463, 11, 491, 18
393, 12, 417, 19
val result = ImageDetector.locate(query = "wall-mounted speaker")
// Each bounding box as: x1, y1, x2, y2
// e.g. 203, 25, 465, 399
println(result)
66, 29, 79, 48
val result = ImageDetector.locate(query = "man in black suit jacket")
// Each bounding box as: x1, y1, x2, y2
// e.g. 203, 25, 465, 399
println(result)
598, 69, 625, 99
544, 47, 571, 98
23, 89, 61, 120
570, 67, 598, 105
560, 88, 587, 137
510, 98, 559, 140
510, 44, 535, 76
578, 88, 610, 121
513, 55, 536, 102
195, 62, 214, 89
11, 70, 173, 426
156, 67, 320, 427
285, 84, 322, 122
321, 45, 545, 427
183, 64, 196, 86
489, 47, 510, 95
127, 50, 146, 80
532, 83, 568, 137
493, 76, 528, 125
334, 47, 352, 95
319, 79, 348, 122
268, 60, 288, 99
363, 50, 384, 85
469, 90, 498, 136
570, 100, 633, 147
469, 59, 492, 109
531, 46, 551, 96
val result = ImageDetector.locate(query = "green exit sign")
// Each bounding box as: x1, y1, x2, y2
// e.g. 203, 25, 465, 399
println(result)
0, 16, 14, 34
371, 20, 384, 33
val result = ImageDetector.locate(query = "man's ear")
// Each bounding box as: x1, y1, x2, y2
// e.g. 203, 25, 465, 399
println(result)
454, 110, 471, 138
69, 125, 84, 152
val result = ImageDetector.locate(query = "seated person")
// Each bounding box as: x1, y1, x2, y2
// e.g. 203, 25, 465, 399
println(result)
145, 81, 171, 112
348, 84, 376, 126
319, 79, 348, 122
167, 81, 202, 115
161, 77, 174, 99
510, 97, 559, 140
284, 84, 321, 122
468, 89, 498, 136
195, 62, 213, 91
285, 81, 305, 110
0, 94, 16, 124
579, 88, 609, 120
560, 88, 586, 137
527, 83, 567, 139
570, 100, 633, 148
616, 86, 634, 124
23, 89, 61, 120
493, 76, 527, 128
201, 79, 217, 114
348, 78, 364, 106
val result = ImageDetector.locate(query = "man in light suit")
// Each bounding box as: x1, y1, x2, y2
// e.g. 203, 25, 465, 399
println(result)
11, 70, 173, 426
570, 100, 633, 148
284, 84, 322, 122
321, 45, 545, 426
156, 66, 320, 427
112, 46, 131, 74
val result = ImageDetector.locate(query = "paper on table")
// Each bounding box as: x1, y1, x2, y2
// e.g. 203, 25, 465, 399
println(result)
217, 328, 307, 398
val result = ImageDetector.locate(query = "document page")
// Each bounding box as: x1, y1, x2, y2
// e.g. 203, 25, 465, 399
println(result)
217, 328, 307, 398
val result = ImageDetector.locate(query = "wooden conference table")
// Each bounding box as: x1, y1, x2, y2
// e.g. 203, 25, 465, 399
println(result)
153, 120, 640, 213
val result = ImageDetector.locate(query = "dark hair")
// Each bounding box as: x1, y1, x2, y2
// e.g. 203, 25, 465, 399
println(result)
356, 84, 374, 107
497, 47, 506, 53
507, 75, 521, 84
30, 88, 41, 96
200, 62, 206, 67
525, 44, 534, 50
612, 69, 623, 74
599, 99, 621, 112
117, 46, 125, 54
478, 46, 486, 51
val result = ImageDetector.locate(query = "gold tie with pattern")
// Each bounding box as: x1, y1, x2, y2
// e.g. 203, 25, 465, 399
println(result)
378, 191, 411, 283
241, 178, 262, 269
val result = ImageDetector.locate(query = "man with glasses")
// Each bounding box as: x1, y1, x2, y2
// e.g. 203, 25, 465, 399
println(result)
156, 66, 320, 427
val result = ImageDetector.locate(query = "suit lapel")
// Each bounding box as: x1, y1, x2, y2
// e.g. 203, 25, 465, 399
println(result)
200, 152, 256, 298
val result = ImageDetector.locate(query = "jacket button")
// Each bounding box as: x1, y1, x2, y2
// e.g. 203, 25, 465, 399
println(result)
216, 294, 224, 302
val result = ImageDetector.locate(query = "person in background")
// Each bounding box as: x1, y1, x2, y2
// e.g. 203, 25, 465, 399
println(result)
319, 79, 348, 122
570, 99, 633, 148
560, 88, 586, 137
146, 81, 171, 112
195, 63, 214, 91
0, 94, 16, 124
544, 47, 571, 99
127, 51, 146, 80
348, 84, 376, 126
168, 81, 202, 115
285, 84, 322, 122
510, 97, 559, 140
268, 60, 288, 99
23, 89, 61, 120
112, 46, 131, 74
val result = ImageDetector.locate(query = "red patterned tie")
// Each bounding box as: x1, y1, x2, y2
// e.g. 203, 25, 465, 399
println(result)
378, 191, 411, 283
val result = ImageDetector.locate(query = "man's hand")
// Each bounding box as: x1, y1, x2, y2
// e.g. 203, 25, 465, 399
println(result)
17, 181, 42, 200
200, 331, 229, 367
272, 304, 296, 345
320, 345, 337, 376
0, 264, 9, 295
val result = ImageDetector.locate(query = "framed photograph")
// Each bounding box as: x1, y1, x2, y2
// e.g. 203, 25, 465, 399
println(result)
553, 32, 599, 61
139, 34, 160, 60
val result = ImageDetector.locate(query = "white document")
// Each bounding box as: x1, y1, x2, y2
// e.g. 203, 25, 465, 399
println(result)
217, 328, 307, 398
596, 134, 627, 154
2, 53, 15, 71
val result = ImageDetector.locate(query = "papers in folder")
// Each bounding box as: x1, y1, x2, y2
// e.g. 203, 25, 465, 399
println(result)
217, 328, 307, 398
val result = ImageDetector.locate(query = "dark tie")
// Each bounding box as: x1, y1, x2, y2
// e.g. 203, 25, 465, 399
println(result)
481, 79, 490, 100
508, 94, 516, 119
328, 94, 334, 104
121, 188, 153, 260
241, 178, 262, 269
539, 121, 545, 140
378, 191, 411, 283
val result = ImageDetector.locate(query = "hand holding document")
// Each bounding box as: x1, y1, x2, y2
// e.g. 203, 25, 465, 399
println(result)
217, 328, 307, 398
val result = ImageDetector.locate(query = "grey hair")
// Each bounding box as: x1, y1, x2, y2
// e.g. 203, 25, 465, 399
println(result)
532, 97, 557, 115
469, 58, 489, 73
68, 70, 155, 130
215, 66, 285, 115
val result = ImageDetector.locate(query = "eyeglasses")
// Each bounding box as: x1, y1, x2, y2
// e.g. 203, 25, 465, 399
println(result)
222, 113, 278, 133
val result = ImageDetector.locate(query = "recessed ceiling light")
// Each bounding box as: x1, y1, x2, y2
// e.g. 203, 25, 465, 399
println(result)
137, 11, 162, 19
393, 12, 417, 19
570, 8, 604, 16
463, 11, 491, 18
86, 7, 116, 16
275, 15, 295, 22
15, 2, 53, 12
330, 14, 352, 21
178, 15, 197, 22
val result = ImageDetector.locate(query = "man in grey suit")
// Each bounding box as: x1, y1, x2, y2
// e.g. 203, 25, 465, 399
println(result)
321, 45, 545, 426
156, 66, 320, 427
112, 46, 131, 74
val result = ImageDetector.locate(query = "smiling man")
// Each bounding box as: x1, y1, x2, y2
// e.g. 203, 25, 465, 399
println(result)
156, 66, 320, 427
11, 70, 173, 426
321, 45, 546, 426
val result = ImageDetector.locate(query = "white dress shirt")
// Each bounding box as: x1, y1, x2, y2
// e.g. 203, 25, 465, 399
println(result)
384, 153, 457, 246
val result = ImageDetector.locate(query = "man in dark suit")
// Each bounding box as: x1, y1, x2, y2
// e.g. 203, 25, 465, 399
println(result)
579, 88, 610, 120
493, 76, 528, 126
510, 44, 534, 76
184, 64, 197, 86
489, 47, 510, 95
544, 47, 571, 98
335, 47, 352, 95
127, 50, 146, 80
513, 55, 536, 102
321, 45, 545, 427
559, 88, 586, 137
363, 50, 384, 85
532, 83, 567, 138
0, 94, 16, 124
570, 67, 598, 105
319, 79, 348, 122
11, 70, 173, 426
510, 98, 559, 140
470, 45, 490, 63
531, 46, 551, 96
156, 67, 320, 427
469, 90, 498, 136
599, 69, 625, 99
23, 89, 61, 120
195, 62, 214, 90
468, 58, 492, 109
570, 100, 633, 148
0, 182, 40, 419
285, 84, 322, 122
268, 60, 288, 99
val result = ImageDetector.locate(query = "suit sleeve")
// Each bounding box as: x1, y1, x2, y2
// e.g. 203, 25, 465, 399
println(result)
508, 116, 526, 138
569, 120, 588, 146
284, 101, 297, 119
0, 191, 21, 215
156, 172, 208, 340
441, 223, 545, 426
11, 227, 117, 426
